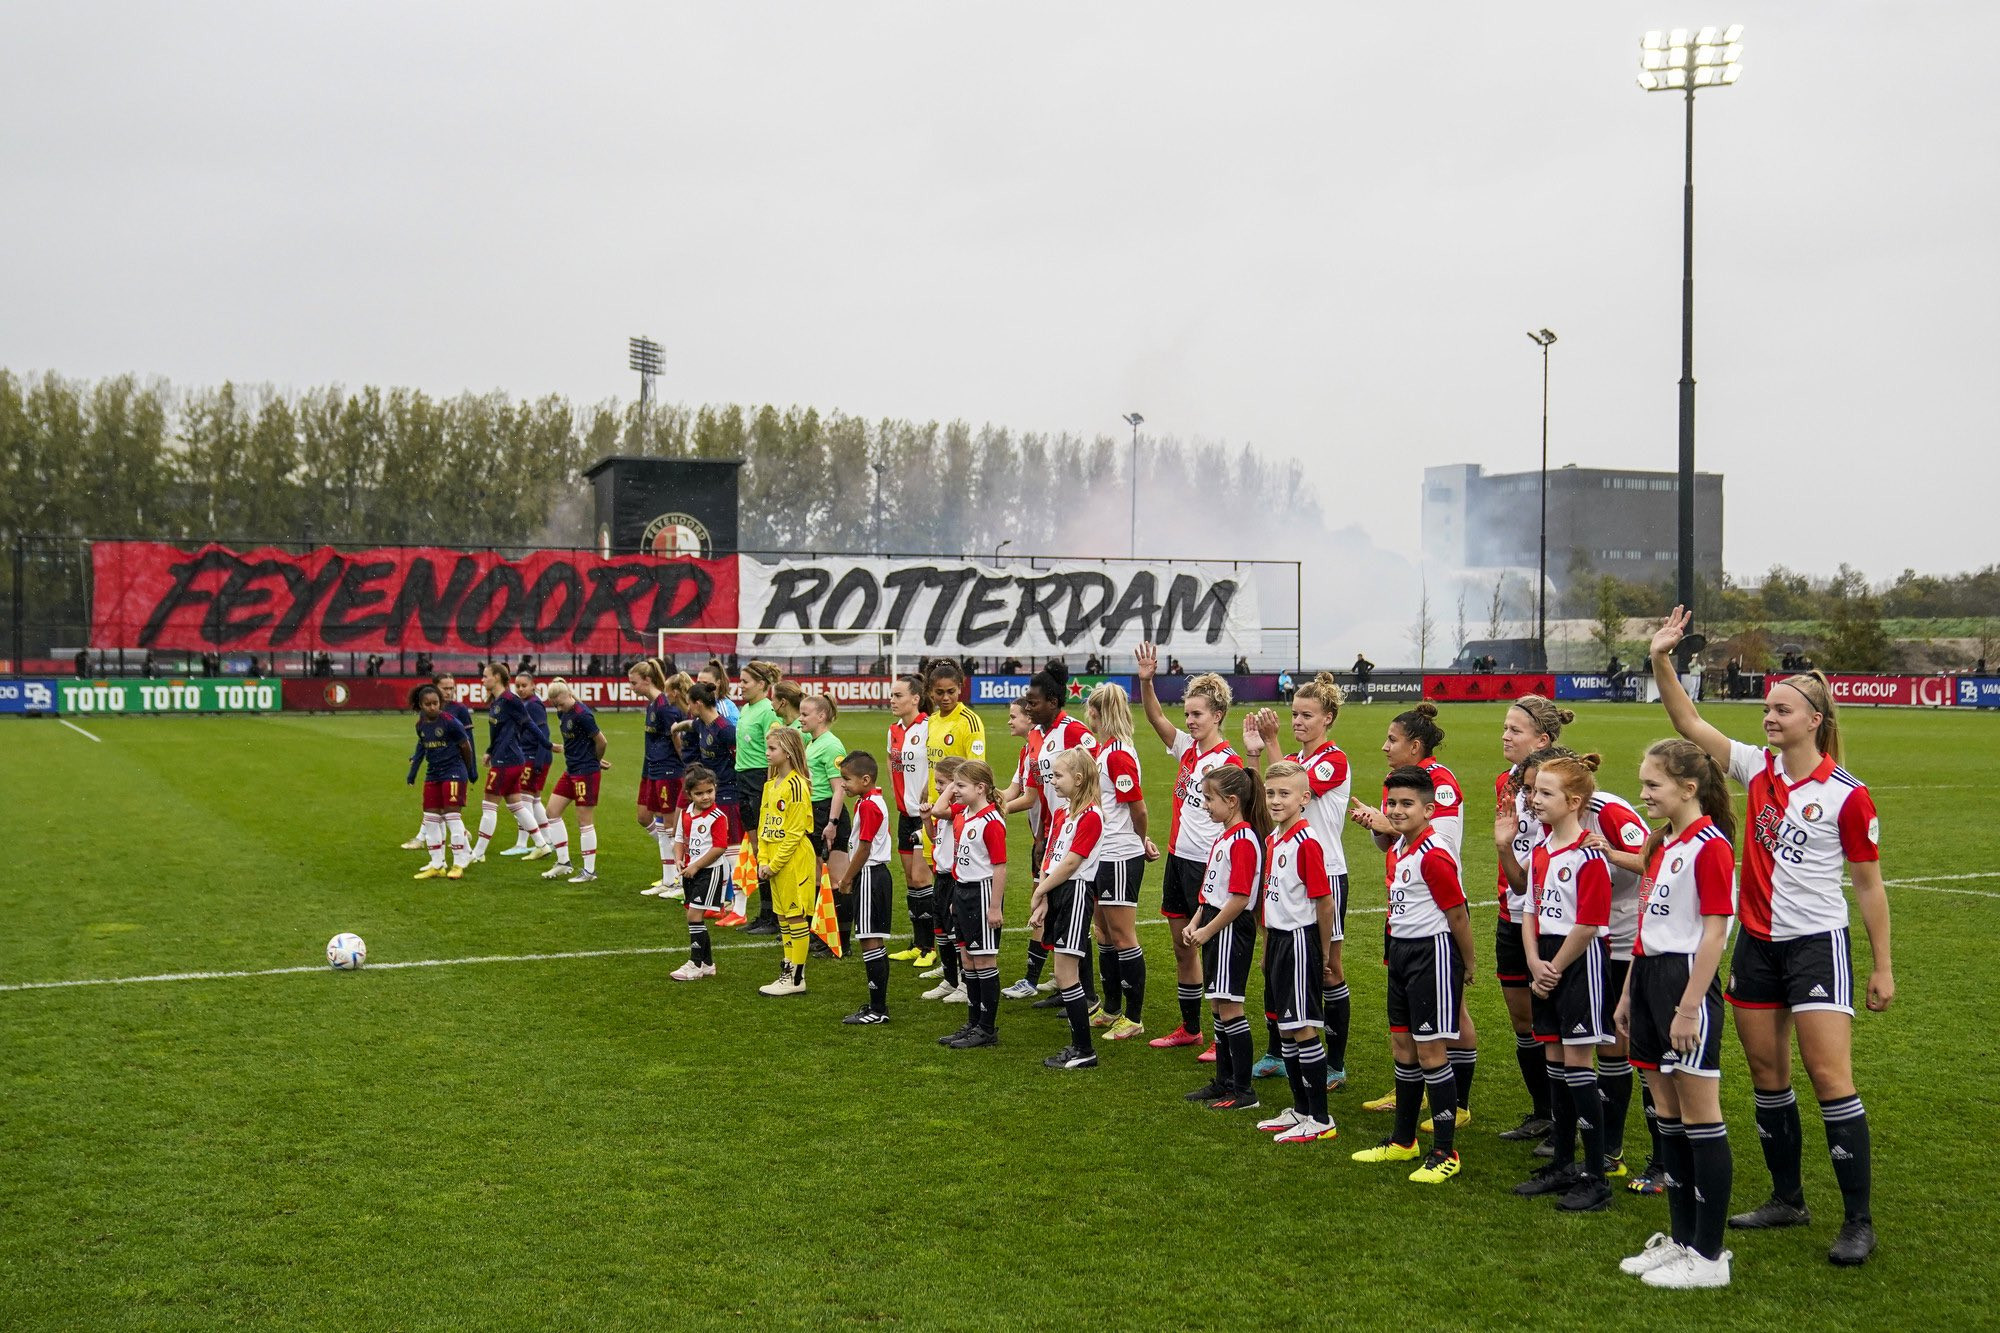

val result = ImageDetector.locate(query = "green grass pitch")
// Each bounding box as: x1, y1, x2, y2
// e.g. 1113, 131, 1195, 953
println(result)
5, 701, 1998, 1330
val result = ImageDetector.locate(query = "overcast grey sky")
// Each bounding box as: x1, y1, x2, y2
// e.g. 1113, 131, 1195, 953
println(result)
5, 1, 1995, 583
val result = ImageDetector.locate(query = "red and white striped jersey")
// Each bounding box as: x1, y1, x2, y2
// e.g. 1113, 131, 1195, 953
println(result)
1093, 737, 1145, 860
676, 804, 728, 867
887, 714, 930, 816
1494, 771, 1544, 923
1532, 831, 1612, 939
1265, 820, 1340, 934
1012, 743, 1042, 838
1728, 742, 1879, 941
1286, 740, 1352, 877
1026, 712, 1094, 830
931, 803, 962, 877
1042, 804, 1103, 886
1199, 820, 1264, 911
1169, 731, 1243, 862
953, 804, 1009, 883
1586, 790, 1649, 960
1636, 816, 1736, 956
847, 789, 892, 867
1387, 830, 1466, 939
1419, 758, 1463, 862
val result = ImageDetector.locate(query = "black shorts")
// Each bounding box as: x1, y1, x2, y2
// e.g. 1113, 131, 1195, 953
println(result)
1629, 953, 1725, 1078
1495, 916, 1531, 987
1726, 928, 1854, 1016
1606, 956, 1632, 1024
1162, 855, 1204, 920
953, 878, 1001, 955
1530, 933, 1613, 1046
808, 798, 851, 860
1044, 880, 1094, 957
1330, 873, 1349, 934
853, 863, 894, 939
896, 812, 924, 853
1386, 933, 1463, 1042
1263, 926, 1325, 1030
932, 873, 958, 939
686, 862, 730, 912
1094, 854, 1145, 908
1198, 902, 1256, 1002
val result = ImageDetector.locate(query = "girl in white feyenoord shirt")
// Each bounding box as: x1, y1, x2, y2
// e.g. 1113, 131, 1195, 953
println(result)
1650, 607, 1889, 1268
1135, 642, 1243, 1054
886, 676, 936, 966
1086, 681, 1154, 1042
1027, 749, 1107, 1070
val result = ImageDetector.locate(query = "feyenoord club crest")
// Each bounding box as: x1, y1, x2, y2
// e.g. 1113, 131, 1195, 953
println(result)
1670, 856, 1686, 875
1800, 801, 1824, 822
1557, 866, 1573, 882
641, 511, 712, 558
324, 682, 349, 706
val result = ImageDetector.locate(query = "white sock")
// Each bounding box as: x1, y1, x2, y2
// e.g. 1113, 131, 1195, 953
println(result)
474, 801, 498, 855
581, 824, 597, 873
546, 813, 570, 864
446, 812, 470, 866
413, 819, 428, 841
655, 827, 673, 881
511, 802, 542, 848
423, 813, 446, 868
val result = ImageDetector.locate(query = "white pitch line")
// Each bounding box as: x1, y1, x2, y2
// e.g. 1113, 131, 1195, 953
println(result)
59, 719, 102, 742
1897, 885, 2000, 901
1882, 871, 2000, 885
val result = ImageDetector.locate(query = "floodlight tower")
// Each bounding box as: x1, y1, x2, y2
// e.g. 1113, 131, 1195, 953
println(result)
1525, 329, 1557, 663
1123, 412, 1144, 558
1638, 25, 1742, 656
629, 336, 664, 415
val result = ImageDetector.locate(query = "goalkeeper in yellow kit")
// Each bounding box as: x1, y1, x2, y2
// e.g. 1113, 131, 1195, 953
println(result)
757, 726, 817, 996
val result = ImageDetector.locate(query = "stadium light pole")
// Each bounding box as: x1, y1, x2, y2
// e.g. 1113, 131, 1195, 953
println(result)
628, 336, 663, 415
1123, 413, 1144, 558
1525, 330, 1557, 664
994, 538, 1013, 564
1639, 25, 1742, 662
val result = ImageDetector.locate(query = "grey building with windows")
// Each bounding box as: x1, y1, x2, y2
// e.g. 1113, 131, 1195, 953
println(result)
1422, 462, 1723, 593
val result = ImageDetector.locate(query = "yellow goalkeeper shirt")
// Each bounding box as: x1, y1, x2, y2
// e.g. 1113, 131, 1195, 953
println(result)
759, 770, 815, 903
926, 703, 987, 801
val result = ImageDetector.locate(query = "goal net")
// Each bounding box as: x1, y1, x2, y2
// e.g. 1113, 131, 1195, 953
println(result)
654, 627, 903, 710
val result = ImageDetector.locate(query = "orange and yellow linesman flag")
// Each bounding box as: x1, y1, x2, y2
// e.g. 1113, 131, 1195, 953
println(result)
732, 848, 760, 899
810, 866, 843, 958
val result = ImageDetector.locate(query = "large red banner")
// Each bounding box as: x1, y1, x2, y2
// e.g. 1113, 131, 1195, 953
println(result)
1423, 672, 1557, 703
1763, 673, 1954, 708
282, 673, 894, 713
92, 542, 739, 656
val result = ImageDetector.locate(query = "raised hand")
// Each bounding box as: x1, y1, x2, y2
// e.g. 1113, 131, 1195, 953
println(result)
1134, 641, 1158, 681
1650, 605, 1690, 660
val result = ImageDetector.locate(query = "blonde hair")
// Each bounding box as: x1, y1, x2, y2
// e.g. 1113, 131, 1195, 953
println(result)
1052, 747, 1100, 811
802, 692, 838, 725
628, 659, 668, 693
772, 680, 805, 712
1291, 671, 1345, 719
663, 670, 694, 706
934, 755, 967, 785
743, 659, 783, 690
1772, 669, 1843, 764
1263, 758, 1306, 786
1510, 694, 1576, 742
1185, 671, 1232, 718
546, 678, 575, 705
1086, 680, 1134, 744
767, 725, 807, 777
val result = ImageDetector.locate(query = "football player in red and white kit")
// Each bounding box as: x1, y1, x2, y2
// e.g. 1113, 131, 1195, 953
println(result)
1135, 643, 1244, 1054
1027, 749, 1107, 1070
668, 766, 732, 982
835, 752, 897, 1026
939, 760, 1009, 1049
1005, 671, 1097, 1002
1514, 754, 1619, 1214
884, 676, 937, 970
1179, 764, 1270, 1111
1652, 607, 1890, 1266
1247, 672, 1353, 1087
1573, 762, 1654, 1182
1611, 737, 1739, 1289
1253, 761, 1343, 1145
1086, 682, 1155, 1042
1350, 703, 1477, 1122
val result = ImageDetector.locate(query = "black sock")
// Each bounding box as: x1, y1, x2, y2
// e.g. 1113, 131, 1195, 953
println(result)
1323, 984, 1351, 1072
978, 968, 1001, 1032
1079, 945, 1097, 1007
1425, 1063, 1459, 1155
1820, 1095, 1872, 1222
1641, 1082, 1663, 1167
1658, 1118, 1693, 1244
940, 940, 961, 988
1060, 983, 1094, 1054
1280, 1038, 1304, 1111
1598, 1057, 1634, 1159
909, 890, 935, 952
689, 923, 710, 966
1212, 1018, 1236, 1088
1518, 1034, 1551, 1118
1177, 984, 1202, 1037
863, 945, 889, 1014
1222, 1017, 1255, 1095
1448, 1047, 1478, 1113
1685, 1121, 1734, 1260
1298, 1037, 1329, 1121
1391, 1062, 1424, 1145
1025, 939, 1049, 984
1265, 1018, 1283, 1061
1569, 1067, 1605, 1177
1753, 1086, 1805, 1205
1098, 944, 1123, 1017
1120, 948, 1147, 1023
1549, 1067, 1578, 1166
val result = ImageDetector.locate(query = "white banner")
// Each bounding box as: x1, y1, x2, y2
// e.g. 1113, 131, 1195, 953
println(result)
736, 558, 1262, 657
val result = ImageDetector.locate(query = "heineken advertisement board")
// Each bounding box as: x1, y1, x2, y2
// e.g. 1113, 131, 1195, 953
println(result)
59, 678, 281, 714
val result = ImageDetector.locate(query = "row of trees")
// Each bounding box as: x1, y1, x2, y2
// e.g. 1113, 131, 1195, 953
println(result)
0, 369, 1323, 558
1560, 558, 2000, 626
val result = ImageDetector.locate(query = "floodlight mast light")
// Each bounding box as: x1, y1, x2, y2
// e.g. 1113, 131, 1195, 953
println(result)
1637, 25, 1741, 660
628, 336, 664, 414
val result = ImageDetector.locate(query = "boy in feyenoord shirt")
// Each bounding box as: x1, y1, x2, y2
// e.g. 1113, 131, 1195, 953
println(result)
1180, 766, 1270, 1111
1351, 766, 1475, 1185
1026, 749, 1106, 1070
1006, 671, 1098, 1003
408, 683, 477, 880
835, 752, 897, 1025
1515, 754, 1619, 1213
1253, 762, 1341, 1144
884, 675, 938, 970
919, 755, 969, 1004
669, 767, 732, 982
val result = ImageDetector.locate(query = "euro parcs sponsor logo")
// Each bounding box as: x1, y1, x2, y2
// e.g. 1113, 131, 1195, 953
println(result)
0, 678, 59, 713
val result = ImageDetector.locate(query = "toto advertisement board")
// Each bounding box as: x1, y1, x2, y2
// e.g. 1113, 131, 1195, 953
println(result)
1764, 674, 1954, 708
60, 677, 280, 714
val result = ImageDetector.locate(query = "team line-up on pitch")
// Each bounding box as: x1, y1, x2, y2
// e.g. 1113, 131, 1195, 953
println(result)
396, 609, 1891, 1291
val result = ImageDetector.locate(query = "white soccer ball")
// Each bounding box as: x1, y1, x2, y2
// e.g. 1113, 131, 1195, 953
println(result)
327, 932, 368, 970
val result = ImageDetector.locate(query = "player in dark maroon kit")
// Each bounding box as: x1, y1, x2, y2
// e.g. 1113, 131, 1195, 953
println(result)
407, 683, 477, 880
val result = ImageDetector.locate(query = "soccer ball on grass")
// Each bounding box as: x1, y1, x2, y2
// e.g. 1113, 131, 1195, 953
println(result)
327, 932, 368, 970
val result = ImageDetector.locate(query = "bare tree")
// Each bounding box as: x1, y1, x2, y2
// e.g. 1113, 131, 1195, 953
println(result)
1409, 578, 1437, 669
1486, 574, 1507, 640
1454, 586, 1470, 656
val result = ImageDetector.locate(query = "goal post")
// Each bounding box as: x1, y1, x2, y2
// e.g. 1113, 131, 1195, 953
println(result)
653, 627, 903, 709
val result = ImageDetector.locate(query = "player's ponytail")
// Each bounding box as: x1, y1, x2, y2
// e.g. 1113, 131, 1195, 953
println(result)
1292, 671, 1345, 722
1510, 694, 1574, 744
628, 658, 669, 694
1643, 737, 1739, 849
1202, 763, 1272, 845
1086, 681, 1134, 744
547, 679, 574, 706
1186, 671, 1233, 719
1537, 754, 1598, 813
1775, 669, 1843, 765
1391, 701, 1445, 757
957, 759, 1001, 808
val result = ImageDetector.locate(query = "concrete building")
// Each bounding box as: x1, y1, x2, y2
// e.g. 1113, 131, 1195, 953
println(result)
1422, 463, 1723, 593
